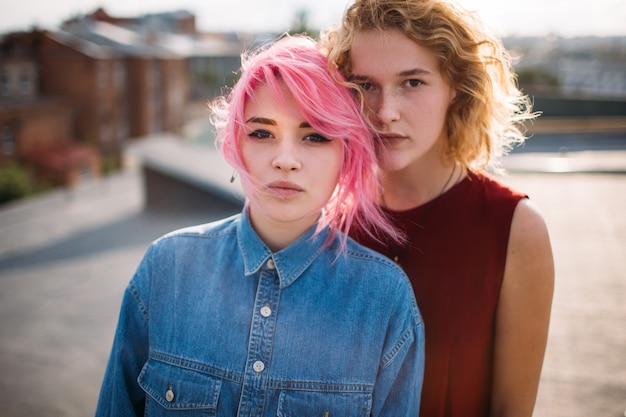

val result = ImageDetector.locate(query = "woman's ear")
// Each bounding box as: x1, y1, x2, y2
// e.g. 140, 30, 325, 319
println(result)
449, 88, 458, 104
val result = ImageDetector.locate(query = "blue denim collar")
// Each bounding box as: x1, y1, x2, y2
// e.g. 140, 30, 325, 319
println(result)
237, 208, 329, 288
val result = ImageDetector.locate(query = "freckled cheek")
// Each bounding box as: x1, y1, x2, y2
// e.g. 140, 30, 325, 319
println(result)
363, 97, 380, 121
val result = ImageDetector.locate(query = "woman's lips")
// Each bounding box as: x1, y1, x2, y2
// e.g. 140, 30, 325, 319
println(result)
380, 133, 407, 145
266, 180, 304, 198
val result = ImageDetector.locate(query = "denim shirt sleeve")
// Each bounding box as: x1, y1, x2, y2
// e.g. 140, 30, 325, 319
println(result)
95, 247, 152, 416
373, 320, 425, 416
372, 275, 425, 416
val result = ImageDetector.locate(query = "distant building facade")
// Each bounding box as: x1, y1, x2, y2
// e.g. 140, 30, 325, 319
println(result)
0, 9, 194, 187
559, 59, 626, 99
0, 7, 279, 191
58, 18, 190, 140
508, 35, 626, 100
0, 32, 100, 186
67, 7, 244, 102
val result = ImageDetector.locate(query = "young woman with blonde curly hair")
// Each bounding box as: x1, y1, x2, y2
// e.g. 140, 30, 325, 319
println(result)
323, 0, 554, 415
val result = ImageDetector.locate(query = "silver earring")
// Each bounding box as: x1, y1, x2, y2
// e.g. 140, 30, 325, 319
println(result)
230, 170, 237, 183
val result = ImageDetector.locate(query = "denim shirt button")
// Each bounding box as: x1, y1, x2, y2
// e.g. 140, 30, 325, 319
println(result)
266, 259, 275, 269
260, 305, 272, 317
253, 360, 265, 373
165, 388, 175, 402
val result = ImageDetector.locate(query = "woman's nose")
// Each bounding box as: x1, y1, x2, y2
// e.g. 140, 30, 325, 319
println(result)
272, 142, 301, 171
376, 91, 400, 125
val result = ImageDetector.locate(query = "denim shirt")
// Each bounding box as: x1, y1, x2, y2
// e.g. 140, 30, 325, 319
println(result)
95, 209, 425, 416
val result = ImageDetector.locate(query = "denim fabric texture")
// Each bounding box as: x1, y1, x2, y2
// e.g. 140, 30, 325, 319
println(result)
95, 209, 425, 416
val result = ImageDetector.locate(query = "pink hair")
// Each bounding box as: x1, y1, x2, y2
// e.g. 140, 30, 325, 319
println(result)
210, 35, 402, 251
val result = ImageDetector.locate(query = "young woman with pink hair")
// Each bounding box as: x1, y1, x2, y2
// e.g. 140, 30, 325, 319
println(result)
95, 35, 424, 416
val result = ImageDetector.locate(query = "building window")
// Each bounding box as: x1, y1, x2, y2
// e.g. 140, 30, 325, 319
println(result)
97, 61, 108, 92
19, 68, 33, 95
0, 69, 10, 97
2, 126, 15, 156
114, 61, 126, 91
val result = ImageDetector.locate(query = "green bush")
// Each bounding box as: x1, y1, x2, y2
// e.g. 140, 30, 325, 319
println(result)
517, 68, 559, 87
0, 164, 35, 204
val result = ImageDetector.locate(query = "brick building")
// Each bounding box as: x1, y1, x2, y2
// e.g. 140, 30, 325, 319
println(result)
58, 19, 189, 139
0, 32, 100, 186
0, 20, 190, 187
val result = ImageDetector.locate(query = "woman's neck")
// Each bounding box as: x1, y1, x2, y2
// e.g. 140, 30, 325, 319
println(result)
380, 159, 465, 211
248, 206, 319, 252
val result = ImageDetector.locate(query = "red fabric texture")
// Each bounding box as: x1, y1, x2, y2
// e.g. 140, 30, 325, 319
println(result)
353, 171, 526, 417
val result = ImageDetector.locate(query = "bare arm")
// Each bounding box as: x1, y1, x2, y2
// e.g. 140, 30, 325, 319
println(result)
491, 198, 555, 417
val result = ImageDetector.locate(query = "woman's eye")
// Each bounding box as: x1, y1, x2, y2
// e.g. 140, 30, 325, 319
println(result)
406, 79, 423, 87
357, 82, 373, 91
304, 133, 331, 143
248, 129, 272, 139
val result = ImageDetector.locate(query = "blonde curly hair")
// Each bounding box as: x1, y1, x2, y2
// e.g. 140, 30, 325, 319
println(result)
321, 0, 537, 171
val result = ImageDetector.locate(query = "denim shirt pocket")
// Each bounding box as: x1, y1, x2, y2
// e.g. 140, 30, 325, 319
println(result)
138, 358, 221, 415
277, 390, 372, 417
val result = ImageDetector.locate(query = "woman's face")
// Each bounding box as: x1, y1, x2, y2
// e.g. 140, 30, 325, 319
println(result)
349, 29, 457, 172
241, 81, 342, 235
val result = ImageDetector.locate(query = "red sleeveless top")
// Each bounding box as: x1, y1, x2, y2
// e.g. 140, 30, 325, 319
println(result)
353, 171, 526, 417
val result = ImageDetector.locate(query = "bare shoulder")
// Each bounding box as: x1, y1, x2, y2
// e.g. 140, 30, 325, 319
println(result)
509, 198, 552, 262
490, 198, 555, 415
505, 198, 554, 294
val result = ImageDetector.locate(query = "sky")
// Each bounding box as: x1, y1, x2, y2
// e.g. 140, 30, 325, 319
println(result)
0, 0, 624, 38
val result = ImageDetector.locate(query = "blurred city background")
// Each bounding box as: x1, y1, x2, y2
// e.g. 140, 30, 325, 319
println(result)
0, 1, 625, 416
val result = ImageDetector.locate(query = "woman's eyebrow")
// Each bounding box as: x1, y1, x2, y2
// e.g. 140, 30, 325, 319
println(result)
349, 74, 369, 82
350, 67, 432, 81
246, 117, 276, 125
246, 117, 312, 129
398, 67, 432, 77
